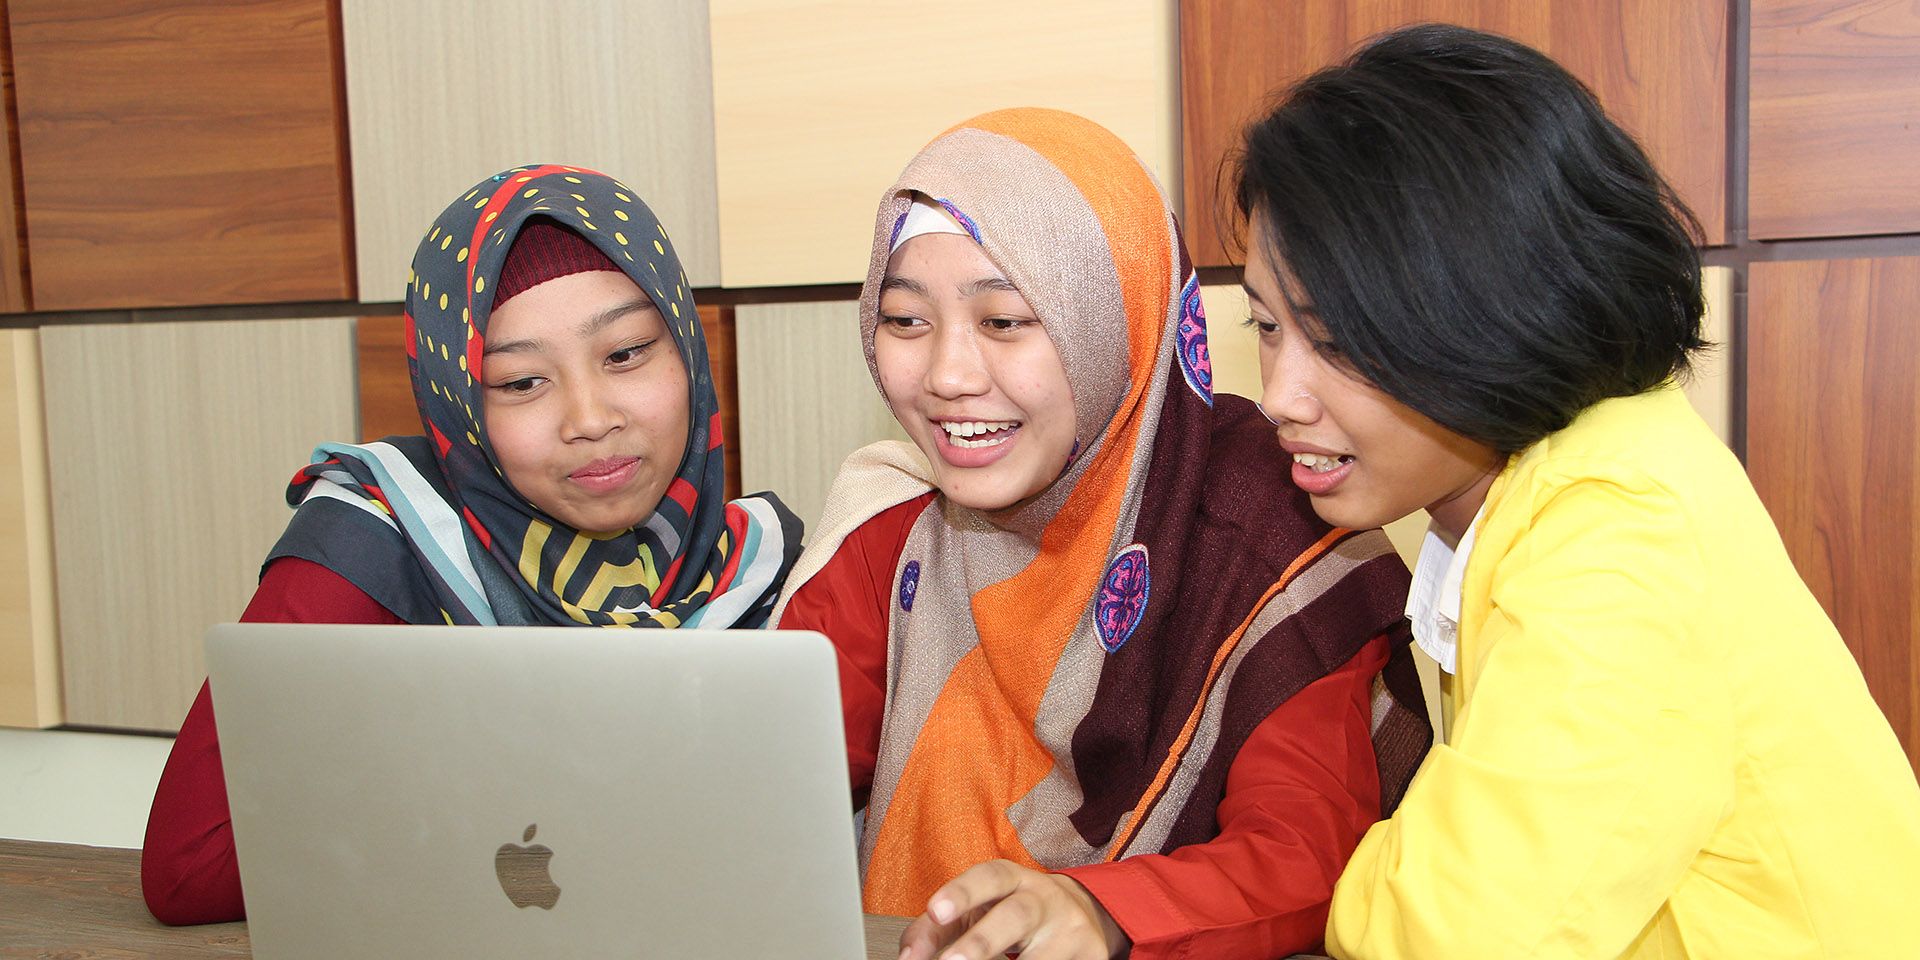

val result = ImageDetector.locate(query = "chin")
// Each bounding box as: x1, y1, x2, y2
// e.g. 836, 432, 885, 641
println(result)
1304, 495, 1383, 532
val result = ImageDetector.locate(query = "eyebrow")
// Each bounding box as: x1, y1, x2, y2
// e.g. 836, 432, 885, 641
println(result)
879, 274, 1020, 299
482, 297, 659, 357
1242, 280, 1320, 317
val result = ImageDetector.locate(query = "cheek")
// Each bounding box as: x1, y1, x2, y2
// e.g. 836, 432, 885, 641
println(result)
479, 402, 549, 489
873, 338, 926, 411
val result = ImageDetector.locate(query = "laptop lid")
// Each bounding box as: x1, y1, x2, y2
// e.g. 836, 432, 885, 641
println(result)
206, 624, 866, 959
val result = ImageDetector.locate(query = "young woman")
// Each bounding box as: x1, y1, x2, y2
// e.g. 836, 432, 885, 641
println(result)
141, 165, 802, 925
776, 108, 1431, 960
1231, 25, 1920, 958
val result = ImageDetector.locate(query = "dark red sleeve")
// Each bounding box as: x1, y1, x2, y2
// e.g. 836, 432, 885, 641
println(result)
141, 557, 404, 926
1059, 636, 1391, 960
777, 493, 934, 810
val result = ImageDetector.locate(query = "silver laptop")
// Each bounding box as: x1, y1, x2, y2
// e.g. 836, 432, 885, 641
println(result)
206, 624, 867, 959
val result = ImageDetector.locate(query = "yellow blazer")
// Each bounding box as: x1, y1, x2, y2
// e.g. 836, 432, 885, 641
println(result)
1327, 386, 1920, 959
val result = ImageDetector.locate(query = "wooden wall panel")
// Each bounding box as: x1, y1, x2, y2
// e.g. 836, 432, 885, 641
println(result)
1198, 284, 1262, 401
355, 314, 415, 442
710, 0, 1178, 288
0, 330, 58, 728
701, 304, 743, 503
0, 3, 30, 314
1686, 265, 1736, 446
1749, 257, 1920, 767
356, 304, 741, 501
340, 0, 722, 301
1751, 0, 1920, 240
8, 0, 355, 310
734, 301, 907, 534
42, 317, 357, 732
1180, 0, 1729, 266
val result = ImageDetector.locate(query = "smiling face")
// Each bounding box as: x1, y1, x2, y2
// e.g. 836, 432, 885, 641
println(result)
480, 269, 690, 535
873, 232, 1077, 512
1246, 216, 1502, 538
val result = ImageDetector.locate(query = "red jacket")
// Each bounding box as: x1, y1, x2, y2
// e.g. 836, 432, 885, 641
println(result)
141, 557, 403, 926
778, 496, 1388, 960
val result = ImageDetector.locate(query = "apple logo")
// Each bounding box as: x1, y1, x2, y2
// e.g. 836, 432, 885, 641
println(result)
494, 823, 561, 910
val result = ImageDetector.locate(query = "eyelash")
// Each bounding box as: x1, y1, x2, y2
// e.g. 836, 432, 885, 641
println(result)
607, 339, 656, 366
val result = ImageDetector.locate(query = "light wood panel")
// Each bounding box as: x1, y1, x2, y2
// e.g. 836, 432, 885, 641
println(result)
340, 0, 721, 301
0, 330, 58, 728
1180, 0, 1729, 266
1748, 256, 1920, 768
1198, 284, 1262, 401
709, 0, 1178, 288
1751, 0, 1920, 239
0, 2, 30, 313
357, 304, 742, 501
1686, 265, 1735, 445
8, 0, 355, 310
42, 317, 357, 732
735, 301, 906, 534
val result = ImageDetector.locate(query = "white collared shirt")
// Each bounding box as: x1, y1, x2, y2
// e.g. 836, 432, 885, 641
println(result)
1404, 503, 1488, 675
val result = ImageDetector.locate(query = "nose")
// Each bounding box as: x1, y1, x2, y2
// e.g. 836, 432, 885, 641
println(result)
925, 320, 991, 400
559, 375, 622, 443
1259, 342, 1323, 428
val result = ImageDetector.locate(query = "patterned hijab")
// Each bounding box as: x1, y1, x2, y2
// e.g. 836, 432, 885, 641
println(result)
776, 109, 1430, 915
270, 164, 801, 628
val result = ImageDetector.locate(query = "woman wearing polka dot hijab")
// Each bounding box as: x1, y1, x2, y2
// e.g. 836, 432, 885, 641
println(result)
141, 165, 803, 925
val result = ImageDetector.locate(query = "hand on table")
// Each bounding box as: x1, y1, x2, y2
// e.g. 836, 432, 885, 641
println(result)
898, 859, 1128, 960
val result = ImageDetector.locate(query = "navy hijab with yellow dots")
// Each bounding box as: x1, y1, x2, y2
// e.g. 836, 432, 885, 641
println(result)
268, 164, 802, 628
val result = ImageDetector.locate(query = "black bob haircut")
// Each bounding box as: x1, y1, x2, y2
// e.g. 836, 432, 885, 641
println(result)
1233, 23, 1707, 455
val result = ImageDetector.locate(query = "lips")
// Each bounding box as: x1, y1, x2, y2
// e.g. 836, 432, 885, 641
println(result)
567, 456, 641, 493
930, 417, 1021, 469
1280, 441, 1355, 496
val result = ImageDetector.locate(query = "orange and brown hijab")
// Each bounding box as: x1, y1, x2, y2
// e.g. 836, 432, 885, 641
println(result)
777, 109, 1429, 915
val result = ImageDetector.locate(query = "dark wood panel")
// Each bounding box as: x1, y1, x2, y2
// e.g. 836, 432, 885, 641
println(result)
1751, 0, 1920, 240
1179, 0, 1728, 266
0, 0, 30, 312
9, 0, 354, 310
1748, 256, 1920, 770
356, 314, 415, 443
699, 303, 743, 504
357, 305, 744, 503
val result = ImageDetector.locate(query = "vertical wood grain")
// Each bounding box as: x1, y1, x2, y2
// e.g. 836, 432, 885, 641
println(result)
355, 314, 415, 442
8, 0, 355, 310
42, 317, 357, 732
1750, 0, 1920, 239
1179, 0, 1728, 265
1686, 265, 1736, 446
339, 0, 722, 301
709, 0, 1179, 288
1748, 256, 1920, 767
0, 0, 30, 313
699, 303, 742, 503
0, 329, 58, 728
734, 301, 906, 534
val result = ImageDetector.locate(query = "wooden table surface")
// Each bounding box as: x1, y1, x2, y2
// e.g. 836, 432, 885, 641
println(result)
0, 839, 912, 958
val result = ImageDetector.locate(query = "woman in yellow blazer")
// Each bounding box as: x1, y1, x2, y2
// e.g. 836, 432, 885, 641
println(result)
1231, 24, 1920, 959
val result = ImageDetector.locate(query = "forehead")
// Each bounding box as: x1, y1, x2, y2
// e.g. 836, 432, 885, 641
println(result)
883, 232, 1008, 284
486, 270, 659, 339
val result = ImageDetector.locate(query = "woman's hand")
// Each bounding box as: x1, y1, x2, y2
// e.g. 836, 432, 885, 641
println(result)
898, 859, 1129, 960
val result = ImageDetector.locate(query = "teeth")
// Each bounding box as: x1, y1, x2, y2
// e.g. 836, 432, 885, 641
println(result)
1292, 452, 1350, 474
941, 420, 1017, 440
